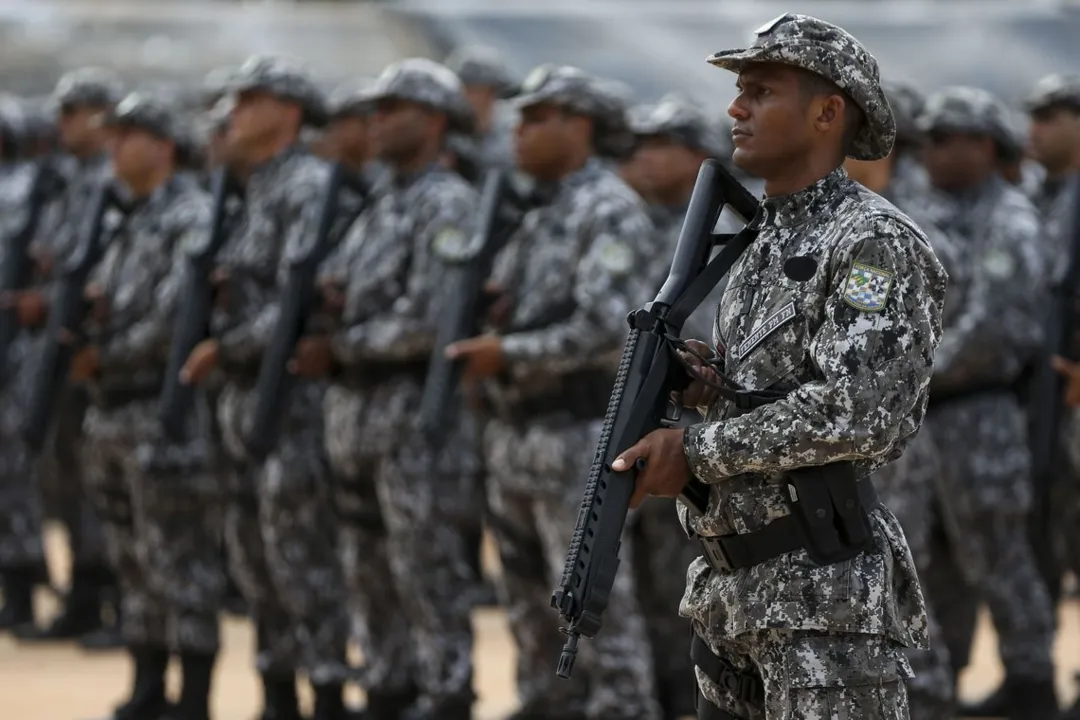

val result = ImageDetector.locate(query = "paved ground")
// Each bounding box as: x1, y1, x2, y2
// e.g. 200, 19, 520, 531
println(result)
2, 526, 1079, 719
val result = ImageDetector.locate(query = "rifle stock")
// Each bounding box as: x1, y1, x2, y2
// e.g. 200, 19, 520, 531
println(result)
23, 182, 115, 453
550, 159, 758, 678
158, 168, 238, 441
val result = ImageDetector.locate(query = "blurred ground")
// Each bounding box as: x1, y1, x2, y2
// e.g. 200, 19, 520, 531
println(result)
1, 525, 1079, 719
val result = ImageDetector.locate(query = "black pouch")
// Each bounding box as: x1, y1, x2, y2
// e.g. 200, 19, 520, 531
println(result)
783, 462, 875, 565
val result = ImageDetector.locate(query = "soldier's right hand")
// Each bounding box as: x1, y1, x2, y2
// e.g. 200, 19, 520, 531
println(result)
180, 339, 220, 386
1, 290, 49, 329
1051, 355, 1080, 407
679, 339, 722, 409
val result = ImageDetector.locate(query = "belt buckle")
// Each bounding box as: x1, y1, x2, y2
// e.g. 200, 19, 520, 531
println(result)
699, 535, 733, 573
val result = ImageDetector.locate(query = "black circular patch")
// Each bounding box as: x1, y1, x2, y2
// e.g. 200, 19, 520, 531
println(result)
783, 256, 818, 282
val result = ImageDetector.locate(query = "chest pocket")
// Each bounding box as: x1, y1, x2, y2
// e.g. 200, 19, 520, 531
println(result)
723, 281, 813, 392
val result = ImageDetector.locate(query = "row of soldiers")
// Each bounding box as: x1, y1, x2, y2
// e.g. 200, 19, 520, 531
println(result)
0, 41, 1079, 720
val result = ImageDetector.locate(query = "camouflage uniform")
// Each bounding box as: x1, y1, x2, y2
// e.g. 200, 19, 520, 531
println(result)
916, 87, 1056, 692
445, 46, 519, 169
210, 58, 348, 688
682, 17, 944, 719
481, 66, 661, 720
323, 59, 479, 718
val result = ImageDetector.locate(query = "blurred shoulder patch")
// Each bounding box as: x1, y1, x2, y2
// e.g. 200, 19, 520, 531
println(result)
842, 262, 893, 312
432, 226, 472, 261
597, 239, 633, 275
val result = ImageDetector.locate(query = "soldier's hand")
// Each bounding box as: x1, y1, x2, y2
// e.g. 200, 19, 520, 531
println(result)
679, 339, 722, 408
613, 428, 692, 509
85, 283, 108, 324
180, 339, 220, 386
3, 290, 49, 328
288, 335, 334, 378
445, 334, 504, 379
69, 345, 100, 382
1051, 355, 1080, 407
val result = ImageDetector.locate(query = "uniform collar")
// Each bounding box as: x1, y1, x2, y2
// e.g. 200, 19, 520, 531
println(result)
761, 166, 849, 228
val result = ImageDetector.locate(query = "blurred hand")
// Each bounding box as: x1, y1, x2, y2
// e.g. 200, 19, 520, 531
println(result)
69, 345, 100, 382
445, 334, 504, 380
679, 339, 722, 408
288, 335, 334, 378
1052, 355, 1080, 407
180, 339, 220, 386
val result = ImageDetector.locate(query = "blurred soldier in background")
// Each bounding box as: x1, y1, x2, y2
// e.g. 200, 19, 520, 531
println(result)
177, 56, 351, 720
304, 57, 481, 720
447, 65, 661, 720
445, 46, 519, 169
917, 86, 1058, 720
14, 67, 124, 646
322, 81, 378, 180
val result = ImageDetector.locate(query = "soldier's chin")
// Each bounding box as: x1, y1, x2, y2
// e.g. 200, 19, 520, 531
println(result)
730, 147, 757, 174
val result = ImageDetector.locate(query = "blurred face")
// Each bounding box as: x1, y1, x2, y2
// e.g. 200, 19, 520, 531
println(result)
464, 84, 498, 131
326, 115, 371, 164
369, 98, 440, 165
109, 125, 170, 187
515, 102, 588, 181
727, 64, 815, 178
1028, 105, 1080, 175
58, 103, 108, 155
921, 131, 996, 192
618, 146, 652, 199
227, 90, 298, 160
636, 135, 707, 202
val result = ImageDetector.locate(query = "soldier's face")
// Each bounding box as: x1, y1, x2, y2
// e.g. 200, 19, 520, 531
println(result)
227, 90, 294, 158
727, 65, 814, 177
515, 102, 585, 180
921, 131, 995, 191
109, 126, 169, 183
636, 136, 706, 198
370, 98, 437, 163
464, 85, 498, 130
327, 115, 371, 161
1028, 106, 1080, 172
58, 103, 108, 154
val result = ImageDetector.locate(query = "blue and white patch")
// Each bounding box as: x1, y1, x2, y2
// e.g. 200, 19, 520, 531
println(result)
735, 302, 796, 360
843, 262, 894, 312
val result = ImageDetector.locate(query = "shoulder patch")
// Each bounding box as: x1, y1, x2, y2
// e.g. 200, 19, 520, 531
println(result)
983, 248, 1015, 279
597, 239, 633, 275
842, 262, 894, 312
432, 226, 474, 261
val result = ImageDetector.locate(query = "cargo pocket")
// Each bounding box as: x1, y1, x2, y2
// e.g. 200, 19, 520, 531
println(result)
782, 634, 911, 720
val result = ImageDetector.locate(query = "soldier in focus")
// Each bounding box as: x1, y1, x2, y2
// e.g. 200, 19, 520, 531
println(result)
445, 45, 519, 169
916, 86, 1058, 719
614, 15, 945, 719
299, 57, 481, 720
446, 64, 662, 720
177, 56, 351, 720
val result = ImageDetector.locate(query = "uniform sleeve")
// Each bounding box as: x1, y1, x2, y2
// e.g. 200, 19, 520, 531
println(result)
499, 199, 653, 372
685, 218, 945, 481
332, 184, 477, 363
930, 204, 1045, 393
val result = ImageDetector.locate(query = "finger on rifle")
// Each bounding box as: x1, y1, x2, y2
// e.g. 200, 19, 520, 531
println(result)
1051, 355, 1075, 374
612, 438, 648, 472
445, 337, 479, 360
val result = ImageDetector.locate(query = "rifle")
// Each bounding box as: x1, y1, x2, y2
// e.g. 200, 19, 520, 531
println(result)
550, 159, 759, 678
158, 168, 238, 441
244, 163, 366, 461
1029, 173, 1080, 599
22, 182, 116, 453
417, 168, 531, 448
0, 158, 65, 386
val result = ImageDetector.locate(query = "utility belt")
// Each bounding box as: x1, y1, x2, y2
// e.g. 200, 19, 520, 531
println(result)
693, 634, 762, 719
335, 360, 428, 390
927, 382, 1016, 410
695, 466, 879, 574
489, 368, 612, 424
86, 374, 164, 410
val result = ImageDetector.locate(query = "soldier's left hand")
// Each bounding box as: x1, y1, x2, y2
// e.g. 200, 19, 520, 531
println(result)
1052, 355, 1080, 407
288, 335, 334, 377
445, 334, 504, 379
69, 345, 100, 382
613, 428, 692, 508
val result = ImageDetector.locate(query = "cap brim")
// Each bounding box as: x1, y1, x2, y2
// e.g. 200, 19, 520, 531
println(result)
705, 47, 771, 73
511, 89, 558, 111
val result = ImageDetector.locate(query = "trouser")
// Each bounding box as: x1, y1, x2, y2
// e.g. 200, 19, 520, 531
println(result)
218, 380, 349, 683
83, 399, 220, 652
325, 379, 476, 711
0, 410, 44, 569
484, 412, 661, 720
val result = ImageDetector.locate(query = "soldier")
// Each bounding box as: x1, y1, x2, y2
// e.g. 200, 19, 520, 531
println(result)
614, 14, 946, 719
294, 57, 480, 720
322, 80, 387, 186
844, 81, 958, 720
10, 67, 124, 645
445, 45, 519, 168
916, 86, 1058, 718
446, 64, 662, 720
60, 93, 219, 720
177, 56, 351, 720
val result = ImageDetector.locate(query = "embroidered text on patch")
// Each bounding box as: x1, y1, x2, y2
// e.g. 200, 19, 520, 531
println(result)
843, 262, 894, 312
736, 302, 796, 360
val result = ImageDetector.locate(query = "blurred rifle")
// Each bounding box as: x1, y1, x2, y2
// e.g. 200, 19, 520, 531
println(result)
550, 159, 760, 678
23, 182, 116, 453
158, 168, 240, 441
244, 163, 367, 461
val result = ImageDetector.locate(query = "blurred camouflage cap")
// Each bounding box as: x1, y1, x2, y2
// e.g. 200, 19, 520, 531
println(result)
630, 93, 730, 158
53, 67, 124, 109
882, 81, 925, 145
917, 86, 1015, 150
201, 66, 236, 107
328, 79, 376, 119
706, 13, 895, 161
445, 46, 519, 99
1025, 73, 1080, 113
229, 55, 328, 127
102, 92, 184, 143
368, 58, 475, 133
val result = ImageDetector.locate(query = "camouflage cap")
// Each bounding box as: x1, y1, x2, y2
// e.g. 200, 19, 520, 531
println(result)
445, 46, 519, 99
228, 55, 328, 127
53, 67, 124, 110
630, 93, 731, 158
201, 66, 236, 108
513, 64, 634, 152
102, 92, 184, 143
367, 58, 475, 133
917, 86, 1016, 150
882, 81, 925, 146
706, 13, 895, 161
1025, 73, 1080, 113
328, 79, 376, 119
